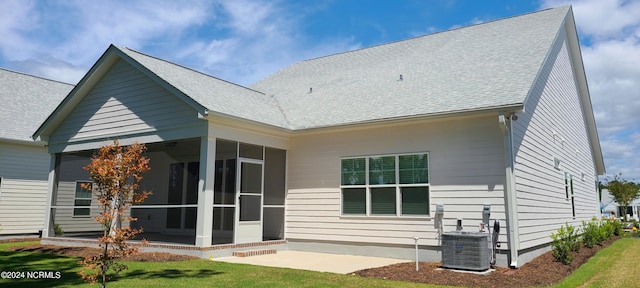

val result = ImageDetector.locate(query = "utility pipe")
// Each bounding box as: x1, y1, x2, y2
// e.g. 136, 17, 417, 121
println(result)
413, 236, 420, 271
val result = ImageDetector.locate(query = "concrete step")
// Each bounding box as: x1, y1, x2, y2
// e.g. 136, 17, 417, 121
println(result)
232, 249, 277, 257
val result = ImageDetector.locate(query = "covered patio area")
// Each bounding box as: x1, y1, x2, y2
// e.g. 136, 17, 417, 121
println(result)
44, 137, 286, 248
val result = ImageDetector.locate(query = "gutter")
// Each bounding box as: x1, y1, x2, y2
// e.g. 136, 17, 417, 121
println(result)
0, 137, 47, 147
498, 112, 520, 268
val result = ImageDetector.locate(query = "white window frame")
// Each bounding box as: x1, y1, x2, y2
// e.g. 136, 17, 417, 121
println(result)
340, 152, 430, 218
73, 181, 93, 217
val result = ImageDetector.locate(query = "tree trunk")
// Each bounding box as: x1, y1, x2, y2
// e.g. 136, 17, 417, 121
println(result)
102, 242, 109, 288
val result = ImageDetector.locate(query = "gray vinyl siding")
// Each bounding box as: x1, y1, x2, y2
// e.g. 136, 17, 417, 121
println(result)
0, 142, 49, 234
286, 116, 507, 247
49, 59, 204, 146
512, 31, 598, 249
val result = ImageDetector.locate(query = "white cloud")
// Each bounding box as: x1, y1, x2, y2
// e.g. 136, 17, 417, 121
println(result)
0, 0, 39, 59
542, 0, 640, 39
219, 0, 276, 34
171, 0, 360, 85
600, 139, 640, 181
0, 0, 359, 86
0, 0, 212, 83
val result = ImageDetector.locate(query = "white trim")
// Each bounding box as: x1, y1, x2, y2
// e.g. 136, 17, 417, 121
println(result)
196, 136, 215, 247
234, 156, 265, 244
131, 204, 199, 209
52, 204, 199, 209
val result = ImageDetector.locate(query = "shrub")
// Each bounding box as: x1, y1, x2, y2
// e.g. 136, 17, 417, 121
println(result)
551, 222, 580, 264
612, 218, 624, 236
53, 224, 64, 236
600, 218, 615, 239
581, 219, 601, 248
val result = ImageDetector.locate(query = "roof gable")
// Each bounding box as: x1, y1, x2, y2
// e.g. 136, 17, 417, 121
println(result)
34, 45, 291, 140
117, 47, 290, 128
48, 58, 206, 146
0, 69, 73, 142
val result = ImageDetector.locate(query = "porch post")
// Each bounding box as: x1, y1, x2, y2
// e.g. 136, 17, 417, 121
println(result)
42, 153, 60, 238
195, 136, 216, 247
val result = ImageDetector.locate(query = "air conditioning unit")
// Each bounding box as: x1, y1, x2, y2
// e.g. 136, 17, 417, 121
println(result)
441, 231, 490, 271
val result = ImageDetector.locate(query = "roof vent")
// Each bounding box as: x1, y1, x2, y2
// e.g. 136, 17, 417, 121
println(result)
309, 87, 313, 93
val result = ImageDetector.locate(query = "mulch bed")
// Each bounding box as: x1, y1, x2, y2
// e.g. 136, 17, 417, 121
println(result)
5, 244, 197, 262
355, 236, 619, 288
1, 237, 619, 287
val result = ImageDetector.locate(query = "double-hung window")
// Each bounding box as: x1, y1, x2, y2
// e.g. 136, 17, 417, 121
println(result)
73, 181, 92, 217
341, 153, 430, 216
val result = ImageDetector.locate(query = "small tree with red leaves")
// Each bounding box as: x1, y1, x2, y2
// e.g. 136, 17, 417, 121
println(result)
79, 140, 151, 287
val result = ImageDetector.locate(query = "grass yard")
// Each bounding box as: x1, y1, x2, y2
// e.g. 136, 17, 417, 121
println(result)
553, 237, 640, 288
0, 241, 448, 288
1, 238, 638, 287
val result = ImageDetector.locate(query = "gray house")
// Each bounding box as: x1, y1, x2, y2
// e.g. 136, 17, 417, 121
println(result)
33, 6, 603, 267
0, 69, 73, 235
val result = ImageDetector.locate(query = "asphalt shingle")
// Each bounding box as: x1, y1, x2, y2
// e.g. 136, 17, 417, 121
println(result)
251, 6, 570, 129
118, 48, 291, 128
0, 69, 73, 141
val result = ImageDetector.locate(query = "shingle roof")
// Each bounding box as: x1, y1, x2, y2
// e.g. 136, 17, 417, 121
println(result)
32, 5, 573, 139
117, 47, 291, 128
0, 69, 73, 142
251, 6, 570, 129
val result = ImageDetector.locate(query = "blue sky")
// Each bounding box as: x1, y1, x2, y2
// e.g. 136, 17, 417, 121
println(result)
1, 0, 639, 181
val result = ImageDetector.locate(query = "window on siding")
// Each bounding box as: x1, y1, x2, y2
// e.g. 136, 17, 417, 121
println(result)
341, 158, 366, 185
564, 172, 571, 199
342, 188, 366, 214
341, 153, 430, 217
570, 175, 575, 218
74, 181, 92, 217
369, 156, 396, 185
371, 187, 396, 215
564, 172, 575, 218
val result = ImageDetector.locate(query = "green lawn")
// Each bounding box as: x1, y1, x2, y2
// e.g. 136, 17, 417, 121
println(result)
0, 241, 447, 288
553, 237, 639, 288
1, 239, 637, 287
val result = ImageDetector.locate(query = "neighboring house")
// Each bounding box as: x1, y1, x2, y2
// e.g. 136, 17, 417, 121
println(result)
32, 6, 604, 267
0, 69, 73, 235
600, 189, 639, 220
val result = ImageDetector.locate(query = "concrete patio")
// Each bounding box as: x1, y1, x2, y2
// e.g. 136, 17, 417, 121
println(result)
213, 250, 410, 274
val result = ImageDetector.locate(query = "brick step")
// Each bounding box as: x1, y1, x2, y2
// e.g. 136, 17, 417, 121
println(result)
232, 249, 277, 257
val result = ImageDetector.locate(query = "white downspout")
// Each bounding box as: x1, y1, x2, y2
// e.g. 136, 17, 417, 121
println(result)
498, 112, 519, 268
42, 153, 60, 238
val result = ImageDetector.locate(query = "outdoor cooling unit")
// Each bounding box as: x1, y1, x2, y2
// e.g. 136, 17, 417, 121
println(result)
441, 231, 490, 271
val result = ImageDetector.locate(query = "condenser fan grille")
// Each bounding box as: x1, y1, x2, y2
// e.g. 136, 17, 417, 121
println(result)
441, 231, 490, 271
